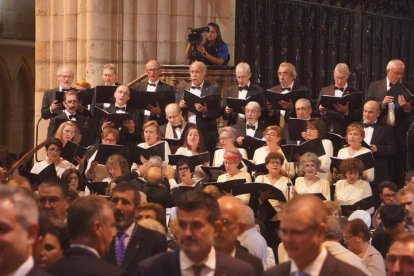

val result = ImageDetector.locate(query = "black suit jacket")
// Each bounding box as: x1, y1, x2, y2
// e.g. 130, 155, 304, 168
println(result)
27, 265, 51, 276
47, 112, 88, 138
103, 104, 143, 145
235, 245, 264, 276
137, 249, 255, 276
131, 80, 175, 125
106, 224, 167, 275
264, 252, 367, 276
365, 121, 396, 185
47, 247, 124, 276
41, 88, 63, 119
315, 84, 362, 135
176, 81, 221, 150
235, 120, 265, 139
222, 84, 264, 125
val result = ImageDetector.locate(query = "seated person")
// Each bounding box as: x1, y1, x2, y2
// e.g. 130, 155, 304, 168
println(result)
54, 120, 82, 148
213, 126, 248, 167
293, 152, 330, 201
334, 158, 374, 215
373, 181, 398, 228
159, 103, 191, 141
31, 138, 75, 178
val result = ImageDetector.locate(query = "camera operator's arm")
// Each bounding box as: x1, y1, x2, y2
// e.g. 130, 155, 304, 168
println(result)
185, 43, 192, 60
197, 44, 225, 65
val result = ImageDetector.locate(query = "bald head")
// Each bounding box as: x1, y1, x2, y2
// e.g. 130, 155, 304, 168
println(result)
363, 100, 380, 123
282, 194, 328, 226
218, 196, 243, 219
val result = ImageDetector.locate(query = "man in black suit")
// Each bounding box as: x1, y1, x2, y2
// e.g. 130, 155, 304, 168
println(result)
138, 190, 255, 276
106, 183, 167, 274
131, 60, 175, 125
264, 194, 366, 275
0, 186, 50, 276
215, 196, 264, 276
366, 59, 413, 186
235, 101, 266, 140
102, 84, 143, 145
47, 196, 124, 275
362, 100, 396, 205
222, 62, 264, 125
41, 66, 75, 120
316, 63, 362, 136
176, 61, 221, 153
46, 90, 89, 138
266, 62, 311, 124
102, 63, 119, 86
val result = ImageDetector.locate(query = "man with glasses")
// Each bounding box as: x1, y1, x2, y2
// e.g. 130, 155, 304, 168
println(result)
265, 194, 366, 275
41, 66, 75, 119
131, 59, 175, 125
386, 232, 414, 276
138, 190, 254, 275
106, 183, 166, 275
38, 177, 70, 225
373, 181, 399, 228
215, 195, 264, 276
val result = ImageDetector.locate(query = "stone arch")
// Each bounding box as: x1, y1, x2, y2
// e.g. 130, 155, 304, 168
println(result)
0, 55, 12, 146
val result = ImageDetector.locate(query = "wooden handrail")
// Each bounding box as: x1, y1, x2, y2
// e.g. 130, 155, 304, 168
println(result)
9, 140, 47, 175
127, 73, 148, 87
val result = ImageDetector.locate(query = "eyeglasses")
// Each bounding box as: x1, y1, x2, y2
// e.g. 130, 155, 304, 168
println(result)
268, 161, 282, 165
278, 225, 317, 238
386, 255, 414, 269
47, 147, 61, 153
343, 235, 354, 241
265, 132, 278, 137
146, 68, 160, 72
38, 196, 63, 207
178, 166, 190, 172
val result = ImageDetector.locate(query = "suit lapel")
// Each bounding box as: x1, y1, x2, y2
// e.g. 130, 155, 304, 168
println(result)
201, 81, 210, 97
121, 224, 140, 267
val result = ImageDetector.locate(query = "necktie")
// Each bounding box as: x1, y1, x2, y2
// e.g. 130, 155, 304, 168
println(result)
116, 106, 126, 112
148, 83, 156, 87
334, 86, 344, 91
192, 264, 205, 276
247, 124, 256, 130
281, 87, 291, 91
363, 122, 376, 128
238, 86, 248, 91
191, 86, 202, 90
68, 114, 77, 120
115, 232, 127, 265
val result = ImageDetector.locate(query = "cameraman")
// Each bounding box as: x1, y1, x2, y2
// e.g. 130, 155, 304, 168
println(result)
186, 22, 230, 66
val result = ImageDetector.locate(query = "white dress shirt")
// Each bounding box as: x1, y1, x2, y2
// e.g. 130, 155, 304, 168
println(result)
180, 246, 216, 276
290, 246, 328, 276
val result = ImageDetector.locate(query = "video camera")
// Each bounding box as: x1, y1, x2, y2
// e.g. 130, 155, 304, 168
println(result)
187, 26, 210, 45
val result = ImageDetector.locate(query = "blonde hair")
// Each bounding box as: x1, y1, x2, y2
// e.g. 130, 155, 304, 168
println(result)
55, 121, 81, 144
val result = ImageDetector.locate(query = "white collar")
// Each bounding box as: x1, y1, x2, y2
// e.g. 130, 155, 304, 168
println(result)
11, 256, 34, 276
123, 221, 136, 237
191, 81, 204, 89
180, 246, 216, 272
148, 79, 160, 86
115, 104, 127, 108
290, 246, 328, 276
71, 244, 101, 259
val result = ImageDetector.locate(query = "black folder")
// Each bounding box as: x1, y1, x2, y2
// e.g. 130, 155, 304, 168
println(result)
168, 152, 210, 168
320, 92, 364, 111
281, 138, 326, 162
326, 132, 347, 155
130, 142, 166, 164
203, 179, 247, 193
387, 82, 414, 102
130, 90, 175, 110
94, 144, 129, 164
86, 182, 109, 195
286, 118, 309, 141
77, 88, 95, 107
55, 91, 65, 106
236, 182, 287, 202
341, 196, 375, 217
183, 90, 221, 114
76, 118, 100, 147
94, 106, 132, 128
200, 165, 225, 181
26, 163, 57, 185
264, 89, 308, 110
226, 94, 262, 114
330, 151, 375, 171
61, 140, 88, 165
94, 86, 117, 104
162, 137, 185, 148
242, 159, 268, 174
241, 136, 267, 159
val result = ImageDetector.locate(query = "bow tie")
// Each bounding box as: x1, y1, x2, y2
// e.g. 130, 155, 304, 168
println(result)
61, 88, 72, 92
68, 114, 77, 119
172, 125, 181, 130
115, 106, 126, 111
363, 122, 376, 128
238, 86, 248, 91
191, 86, 202, 90
148, 83, 156, 87
281, 87, 291, 91
334, 87, 344, 92
389, 82, 394, 87
246, 124, 256, 130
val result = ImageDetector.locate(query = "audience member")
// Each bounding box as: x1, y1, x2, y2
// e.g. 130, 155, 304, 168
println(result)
373, 181, 398, 228
397, 187, 414, 230
385, 233, 414, 276
37, 224, 70, 269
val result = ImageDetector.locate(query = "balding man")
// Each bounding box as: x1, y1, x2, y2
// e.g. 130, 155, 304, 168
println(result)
316, 63, 362, 135
216, 196, 264, 276
362, 100, 395, 204
367, 59, 413, 185
176, 61, 221, 153
131, 60, 175, 125
0, 186, 49, 275
264, 194, 366, 275
41, 66, 75, 119
222, 62, 265, 125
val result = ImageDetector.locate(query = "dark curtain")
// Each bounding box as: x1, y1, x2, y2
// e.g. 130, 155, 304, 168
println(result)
235, 0, 414, 98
